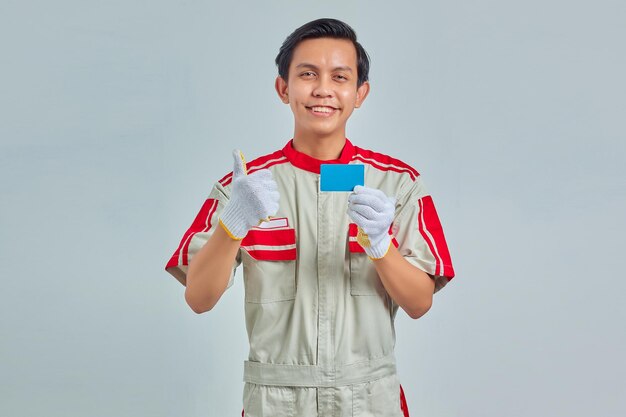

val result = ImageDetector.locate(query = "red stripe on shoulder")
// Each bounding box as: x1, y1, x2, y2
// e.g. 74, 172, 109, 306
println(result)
218, 150, 287, 187
352, 146, 419, 181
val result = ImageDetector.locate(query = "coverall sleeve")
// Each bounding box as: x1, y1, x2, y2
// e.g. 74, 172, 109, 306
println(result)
392, 175, 456, 294
164, 181, 242, 288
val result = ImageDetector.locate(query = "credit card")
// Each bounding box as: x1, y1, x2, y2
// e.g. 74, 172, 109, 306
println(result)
320, 164, 364, 192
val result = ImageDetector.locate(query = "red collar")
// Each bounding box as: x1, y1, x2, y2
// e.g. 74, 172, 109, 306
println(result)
281, 138, 356, 174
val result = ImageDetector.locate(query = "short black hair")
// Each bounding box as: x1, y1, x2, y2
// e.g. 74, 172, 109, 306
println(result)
275, 18, 370, 88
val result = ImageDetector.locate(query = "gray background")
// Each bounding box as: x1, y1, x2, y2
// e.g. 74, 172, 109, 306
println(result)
1, 1, 624, 416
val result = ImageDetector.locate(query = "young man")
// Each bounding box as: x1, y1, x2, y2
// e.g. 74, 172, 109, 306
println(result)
165, 18, 456, 417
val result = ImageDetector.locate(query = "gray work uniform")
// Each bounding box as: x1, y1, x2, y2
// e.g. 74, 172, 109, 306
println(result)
165, 138, 456, 417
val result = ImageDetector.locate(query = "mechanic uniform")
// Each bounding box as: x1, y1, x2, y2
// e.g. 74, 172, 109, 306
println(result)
165, 138, 456, 417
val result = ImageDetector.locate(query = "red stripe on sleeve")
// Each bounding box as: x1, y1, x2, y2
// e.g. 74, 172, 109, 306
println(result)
165, 198, 218, 270
417, 196, 455, 278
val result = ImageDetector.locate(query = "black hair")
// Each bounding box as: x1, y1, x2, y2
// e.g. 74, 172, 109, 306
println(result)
275, 18, 370, 88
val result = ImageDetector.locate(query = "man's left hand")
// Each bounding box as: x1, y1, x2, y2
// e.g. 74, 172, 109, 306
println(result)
346, 185, 396, 259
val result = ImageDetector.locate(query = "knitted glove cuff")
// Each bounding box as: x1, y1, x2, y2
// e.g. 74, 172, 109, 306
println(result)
218, 197, 253, 240
363, 233, 392, 260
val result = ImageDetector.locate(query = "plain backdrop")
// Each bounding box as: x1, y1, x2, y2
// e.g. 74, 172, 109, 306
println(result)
1, 1, 624, 416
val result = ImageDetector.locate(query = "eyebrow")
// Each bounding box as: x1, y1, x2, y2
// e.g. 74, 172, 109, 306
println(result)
295, 63, 353, 73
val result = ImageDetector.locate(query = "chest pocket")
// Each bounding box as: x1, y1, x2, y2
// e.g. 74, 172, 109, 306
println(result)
348, 223, 398, 297
241, 222, 297, 303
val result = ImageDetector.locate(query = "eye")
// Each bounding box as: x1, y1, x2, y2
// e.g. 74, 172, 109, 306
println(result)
336, 75, 348, 80
301, 71, 315, 77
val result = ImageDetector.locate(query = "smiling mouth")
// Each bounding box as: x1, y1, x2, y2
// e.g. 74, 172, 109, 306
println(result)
305, 106, 338, 116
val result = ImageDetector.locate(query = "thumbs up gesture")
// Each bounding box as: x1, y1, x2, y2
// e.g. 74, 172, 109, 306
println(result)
218, 149, 281, 240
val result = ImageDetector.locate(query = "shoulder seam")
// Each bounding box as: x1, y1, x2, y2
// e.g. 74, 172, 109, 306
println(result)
218, 150, 287, 187
352, 146, 420, 181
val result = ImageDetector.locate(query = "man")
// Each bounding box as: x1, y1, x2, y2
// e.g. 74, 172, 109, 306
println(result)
165, 18, 456, 417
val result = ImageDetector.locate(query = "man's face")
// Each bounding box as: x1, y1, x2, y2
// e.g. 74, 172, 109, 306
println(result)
276, 37, 369, 140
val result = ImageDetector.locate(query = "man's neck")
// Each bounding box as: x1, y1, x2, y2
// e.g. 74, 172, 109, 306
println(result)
292, 133, 346, 160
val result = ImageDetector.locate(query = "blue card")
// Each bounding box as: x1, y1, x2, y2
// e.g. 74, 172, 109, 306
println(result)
320, 164, 364, 192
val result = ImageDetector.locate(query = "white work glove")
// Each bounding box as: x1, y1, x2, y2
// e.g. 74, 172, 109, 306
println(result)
347, 185, 397, 259
219, 149, 280, 240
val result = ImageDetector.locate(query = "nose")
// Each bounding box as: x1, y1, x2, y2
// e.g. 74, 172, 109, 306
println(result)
312, 74, 333, 97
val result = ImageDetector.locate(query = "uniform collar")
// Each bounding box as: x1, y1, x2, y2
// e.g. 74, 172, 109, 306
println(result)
281, 137, 356, 174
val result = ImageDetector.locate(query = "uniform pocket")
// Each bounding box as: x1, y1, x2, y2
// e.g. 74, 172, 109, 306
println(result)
241, 225, 297, 303
352, 374, 403, 417
243, 382, 296, 417
348, 223, 396, 297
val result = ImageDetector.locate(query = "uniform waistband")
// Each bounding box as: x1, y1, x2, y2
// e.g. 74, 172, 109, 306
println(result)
243, 353, 397, 387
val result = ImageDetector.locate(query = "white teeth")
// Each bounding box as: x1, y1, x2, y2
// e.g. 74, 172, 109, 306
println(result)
310, 106, 334, 113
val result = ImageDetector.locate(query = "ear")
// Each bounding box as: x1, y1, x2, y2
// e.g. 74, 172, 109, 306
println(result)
354, 81, 370, 108
275, 76, 289, 104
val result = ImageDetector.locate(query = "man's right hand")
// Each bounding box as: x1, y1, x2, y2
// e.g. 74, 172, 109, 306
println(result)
218, 149, 281, 240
